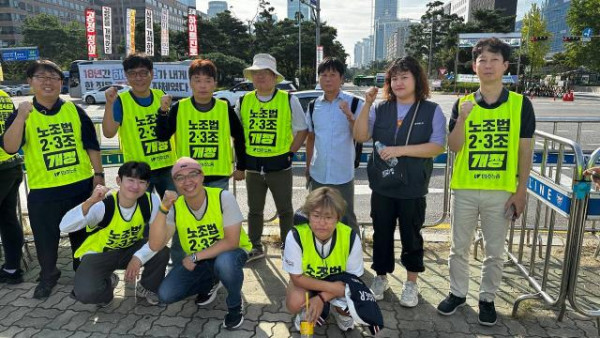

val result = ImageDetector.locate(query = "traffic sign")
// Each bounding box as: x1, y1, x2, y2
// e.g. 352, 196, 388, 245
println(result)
0, 47, 39, 62
582, 27, 593, 42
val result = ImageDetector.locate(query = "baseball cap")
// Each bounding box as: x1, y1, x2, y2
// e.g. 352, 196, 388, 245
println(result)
171, 157, 202, 178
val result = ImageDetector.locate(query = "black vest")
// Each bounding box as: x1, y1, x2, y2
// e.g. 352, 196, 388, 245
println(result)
367, 99, 437, 199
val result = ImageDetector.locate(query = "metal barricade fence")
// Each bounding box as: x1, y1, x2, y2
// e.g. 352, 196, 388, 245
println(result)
509, 130, 585, 320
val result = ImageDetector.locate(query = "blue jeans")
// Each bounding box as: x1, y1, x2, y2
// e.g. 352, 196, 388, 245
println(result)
148, 167, 175, 198
170, 178, 229, 267
158, 248, 248, 309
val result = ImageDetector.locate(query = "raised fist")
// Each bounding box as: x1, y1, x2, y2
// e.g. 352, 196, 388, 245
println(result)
105, 86, 118, 105
89, 184, 110, 204
162, 190, 178, 209
17, 101, 33, 121
365, 87, 378, 104
459, 101, 474, 121
160, 95, 173, 112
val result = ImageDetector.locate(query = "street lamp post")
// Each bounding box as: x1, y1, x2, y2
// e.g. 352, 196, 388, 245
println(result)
298, 0, 302, 87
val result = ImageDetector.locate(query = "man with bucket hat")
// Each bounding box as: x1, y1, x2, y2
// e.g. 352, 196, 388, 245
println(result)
235, 53, 308, 261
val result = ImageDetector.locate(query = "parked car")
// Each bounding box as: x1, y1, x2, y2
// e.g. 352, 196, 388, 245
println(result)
14, 84, 33, 96
0, 85, 17, 96
213, 80, 297, 106
83, 85, 130, 104
292, 89, 323, 112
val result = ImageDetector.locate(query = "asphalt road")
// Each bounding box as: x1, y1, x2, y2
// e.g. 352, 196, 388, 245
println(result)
8, 86, 600, 230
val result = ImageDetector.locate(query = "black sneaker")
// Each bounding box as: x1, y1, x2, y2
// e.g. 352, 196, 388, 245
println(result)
223, 305, 244, 329
478, 300, 497, 326
437, 293, 467, 315
0, 267, 24, 284
195, 281, 223, 306
33, 280, 57, 299
246, 247, 265, 263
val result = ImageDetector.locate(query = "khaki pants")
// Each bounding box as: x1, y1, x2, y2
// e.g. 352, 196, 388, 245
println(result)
448, 189, 511, 302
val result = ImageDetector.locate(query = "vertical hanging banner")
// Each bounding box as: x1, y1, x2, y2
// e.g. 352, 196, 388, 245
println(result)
316, 45, 323, 81
0, 64, 4, 82
161, 9, 169, 56
85, 8, 97, 58
188, 8, 198, 57
102, 6, 112, 55
145, 8, 154, 56
126, 9, 136, 55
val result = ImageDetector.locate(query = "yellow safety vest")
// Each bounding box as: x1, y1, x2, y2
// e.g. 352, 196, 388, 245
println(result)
23, 101, 93, 189
174, 187, 252, 255
119, 89, 176, 170
295, 222, 352, 280
0, 90, 15, 162
175, 98, 233, 176
240, 90, 293, 157
450, 91, 523, 192
75, 191, 150, 258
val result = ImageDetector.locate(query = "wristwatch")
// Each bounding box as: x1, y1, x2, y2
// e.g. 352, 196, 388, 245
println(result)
190, 253, 198, 263
94, 172, 105, 178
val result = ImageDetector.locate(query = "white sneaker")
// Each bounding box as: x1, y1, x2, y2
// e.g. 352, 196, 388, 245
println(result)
370, 275, 389, 301
136, 283, 160, 305
399, 281, 419, 307
333, 308, 354, 331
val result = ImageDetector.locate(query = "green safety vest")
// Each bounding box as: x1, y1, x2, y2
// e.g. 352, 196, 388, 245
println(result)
450, 91, 523, 192
118, 89, 176, 170
0, 90, 15, 162
174, 187, 252, 255
295, 222, 352, 280
23, 101, 93, 189
175, 98, 233, 176
75, 191, 151, 258
240, 90, 293, 157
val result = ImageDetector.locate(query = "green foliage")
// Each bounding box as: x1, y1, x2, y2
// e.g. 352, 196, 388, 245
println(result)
566, 0, 600, 71
200, 52, 248, 87
521, 4, 551, 75
21, 14, 87, 69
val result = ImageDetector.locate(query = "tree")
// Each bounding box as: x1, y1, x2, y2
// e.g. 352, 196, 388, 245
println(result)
521, 4, 551, 77
201, 52, 248, 87
566, 0, 600, 71
21, 14, 87, 68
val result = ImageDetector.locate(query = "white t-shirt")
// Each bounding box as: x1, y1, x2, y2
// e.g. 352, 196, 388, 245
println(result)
282, 230, 364, 277
59, 192, 161, 264
165, 190, 243, 227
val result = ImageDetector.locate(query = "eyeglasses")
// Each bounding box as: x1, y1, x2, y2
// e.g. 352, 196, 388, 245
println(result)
173, 171, 202, 184
309, 213, 337, 223
126, 70, 151, 78
33, 75, 62, 82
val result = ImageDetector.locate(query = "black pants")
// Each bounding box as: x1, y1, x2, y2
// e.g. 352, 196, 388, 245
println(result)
28, 192, 89, 284
370, 191, 426, 275
73, 241, 170, 304
0, 165, 24, 270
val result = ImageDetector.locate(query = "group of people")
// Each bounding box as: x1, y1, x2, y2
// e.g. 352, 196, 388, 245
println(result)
9, 36, 596, 331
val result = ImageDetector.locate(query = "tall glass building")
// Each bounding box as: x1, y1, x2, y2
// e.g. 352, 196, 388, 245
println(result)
542, 0, 571, 55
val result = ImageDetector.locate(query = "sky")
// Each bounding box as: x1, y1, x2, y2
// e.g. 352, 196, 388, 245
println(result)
196, 0, 543, 62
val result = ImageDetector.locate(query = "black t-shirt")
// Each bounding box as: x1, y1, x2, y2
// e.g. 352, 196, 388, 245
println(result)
448, 88, 536, 138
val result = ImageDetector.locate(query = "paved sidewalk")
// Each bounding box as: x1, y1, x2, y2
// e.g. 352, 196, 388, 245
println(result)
0, 232, 598, 338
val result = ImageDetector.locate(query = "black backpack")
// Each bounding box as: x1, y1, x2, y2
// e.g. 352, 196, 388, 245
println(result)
308, 96, 363, 168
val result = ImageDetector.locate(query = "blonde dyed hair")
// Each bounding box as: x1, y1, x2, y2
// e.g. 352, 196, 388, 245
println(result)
301, 187, 347, 221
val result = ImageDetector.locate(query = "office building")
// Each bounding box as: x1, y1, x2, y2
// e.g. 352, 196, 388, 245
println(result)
287, 0, 311, 22
385, 19, 419, 61
208, 1, 228, 18
373, 0, 398, 61
450, 0, 517, 31
542, 0, 570, 54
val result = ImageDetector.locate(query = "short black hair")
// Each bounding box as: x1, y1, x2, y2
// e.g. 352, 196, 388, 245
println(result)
122, 53, 153, 72
26, 60, 64, 80
118, 161, 151, 181
317, 57, 345, 76
189, 59, 217, 80
472, 37, 511, 62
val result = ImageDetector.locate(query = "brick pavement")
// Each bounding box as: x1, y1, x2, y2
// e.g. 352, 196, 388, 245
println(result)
0, 233, 598, 338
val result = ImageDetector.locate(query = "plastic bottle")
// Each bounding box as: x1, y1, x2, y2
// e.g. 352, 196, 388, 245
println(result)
375, 141, 398, 167
300, 310, 314, 338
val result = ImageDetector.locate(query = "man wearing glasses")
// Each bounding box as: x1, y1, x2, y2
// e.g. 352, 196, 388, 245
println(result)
149, 157, 251, 329
102, 53, 176, 198
2, 60, 103, 299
